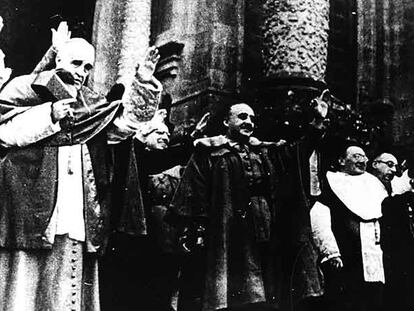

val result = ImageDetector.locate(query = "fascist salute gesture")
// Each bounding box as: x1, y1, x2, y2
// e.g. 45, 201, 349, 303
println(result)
136, 46, 161, 81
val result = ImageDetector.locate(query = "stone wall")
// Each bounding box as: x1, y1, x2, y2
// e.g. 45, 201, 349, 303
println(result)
91, 0, 152, 96
2, 0, 414, 149
151, 0, 245, 136
357, 0, 414, 148
326, 0, 357, 106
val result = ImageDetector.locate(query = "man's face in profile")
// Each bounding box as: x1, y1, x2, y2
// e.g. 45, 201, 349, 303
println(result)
372, 153, 398, 183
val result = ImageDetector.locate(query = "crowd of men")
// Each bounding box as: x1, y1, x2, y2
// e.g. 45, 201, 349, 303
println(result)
0, 21, 414, 311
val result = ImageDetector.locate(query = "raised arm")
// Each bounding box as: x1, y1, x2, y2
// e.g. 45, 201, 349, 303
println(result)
107, 46, 162, 143
31, 22, 72, 75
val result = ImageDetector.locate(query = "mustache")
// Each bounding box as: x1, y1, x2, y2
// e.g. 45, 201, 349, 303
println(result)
158, 138, 169, 144
355, 162, 366, 169
241, 124, 254, 131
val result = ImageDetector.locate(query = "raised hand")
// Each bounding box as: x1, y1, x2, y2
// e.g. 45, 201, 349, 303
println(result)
309, 89, 330, 130
152, 108, 167, 123
312, 89, 330, 119
196, 112, 210, 133
51, 21, 71, 52
191, 112, 210, 138
136, 46, 160, 81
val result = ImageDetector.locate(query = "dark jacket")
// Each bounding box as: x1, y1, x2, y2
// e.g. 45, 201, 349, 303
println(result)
170, 136, 280, 238
169, 136, 281, 310
170, 129, 326, 309
381, 191, 414, 260
109, 137, 192, 237
381, 191, 414, 308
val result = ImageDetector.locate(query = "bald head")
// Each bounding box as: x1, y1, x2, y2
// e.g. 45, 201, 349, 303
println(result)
56, 38, 95, 64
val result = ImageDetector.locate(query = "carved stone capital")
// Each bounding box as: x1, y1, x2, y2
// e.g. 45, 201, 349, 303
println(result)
262, 0, 329, 82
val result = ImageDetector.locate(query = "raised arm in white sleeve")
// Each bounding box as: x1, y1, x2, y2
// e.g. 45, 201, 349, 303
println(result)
107, 75, 162, 144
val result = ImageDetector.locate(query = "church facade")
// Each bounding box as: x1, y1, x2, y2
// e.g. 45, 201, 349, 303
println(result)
1, 0, 414, 149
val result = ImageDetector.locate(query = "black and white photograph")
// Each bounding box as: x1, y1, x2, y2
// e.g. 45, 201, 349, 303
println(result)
0, 0, 413, 310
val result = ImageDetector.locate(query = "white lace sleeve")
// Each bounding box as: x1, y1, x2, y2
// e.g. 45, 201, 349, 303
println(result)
107, 76, 162, 144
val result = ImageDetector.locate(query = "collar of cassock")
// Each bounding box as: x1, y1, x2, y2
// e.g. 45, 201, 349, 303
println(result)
326, 171, 388, 220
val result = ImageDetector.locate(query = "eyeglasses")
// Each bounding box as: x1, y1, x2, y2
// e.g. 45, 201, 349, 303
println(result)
375, 160, 397, 169
351, 153, 368, 161
237, 113, 256, 123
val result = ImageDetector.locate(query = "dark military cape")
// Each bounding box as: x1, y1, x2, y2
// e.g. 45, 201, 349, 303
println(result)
169, 136, 281, 311
170, 129, 325, 310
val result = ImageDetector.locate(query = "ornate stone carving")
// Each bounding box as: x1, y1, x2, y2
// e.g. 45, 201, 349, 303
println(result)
262, 0, 329, 82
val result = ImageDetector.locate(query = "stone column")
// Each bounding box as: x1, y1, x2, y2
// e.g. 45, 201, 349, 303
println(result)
90, 0, 152, 96
258, 0, 330, 307
262, 0, 330, 83
256, 0, 330, 142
